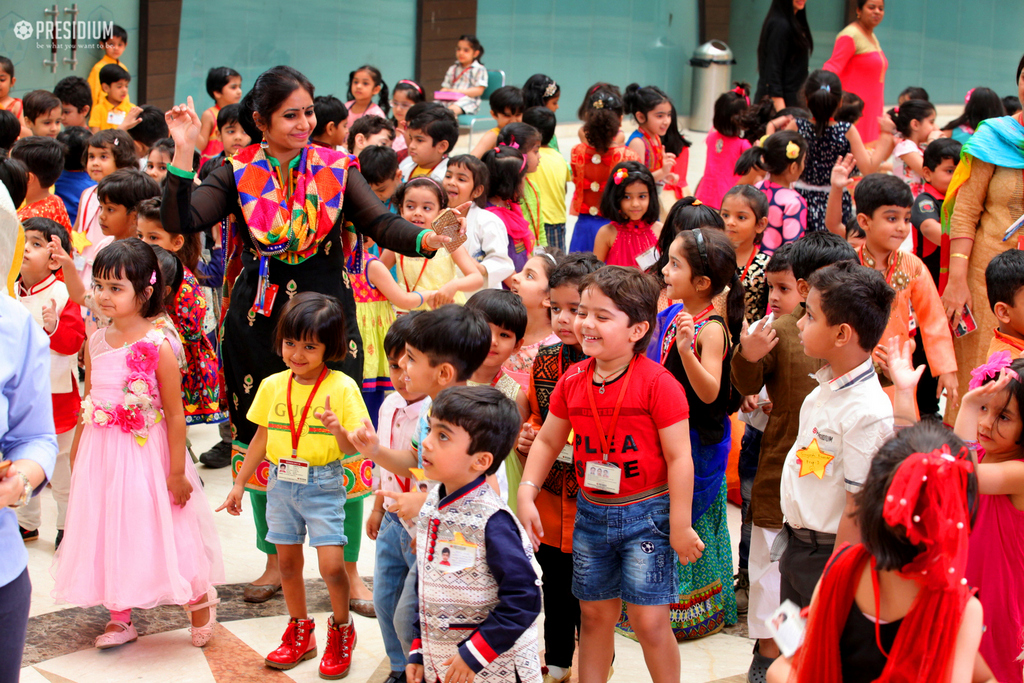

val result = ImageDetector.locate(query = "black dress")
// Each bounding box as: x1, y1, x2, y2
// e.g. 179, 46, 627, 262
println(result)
754, 13, 811, 108
163, 161, 427, 445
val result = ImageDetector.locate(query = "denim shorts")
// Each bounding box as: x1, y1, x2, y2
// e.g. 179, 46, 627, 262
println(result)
265, 460, 348, 547
572, 494, 678, 605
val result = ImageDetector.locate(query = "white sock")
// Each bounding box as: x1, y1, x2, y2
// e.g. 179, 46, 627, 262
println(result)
546, 665, 568, 680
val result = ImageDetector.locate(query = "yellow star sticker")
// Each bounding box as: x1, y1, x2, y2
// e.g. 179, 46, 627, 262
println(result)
796, 438, 834, 479
70, 230, 92, 254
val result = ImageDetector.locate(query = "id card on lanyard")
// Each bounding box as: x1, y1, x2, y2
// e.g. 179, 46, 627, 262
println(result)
279, 365, 329, 484
583, 357, 636, 494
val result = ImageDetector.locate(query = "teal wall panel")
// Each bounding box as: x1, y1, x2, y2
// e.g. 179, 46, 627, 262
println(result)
174, 1, 416, 112
477, 0, 700, 118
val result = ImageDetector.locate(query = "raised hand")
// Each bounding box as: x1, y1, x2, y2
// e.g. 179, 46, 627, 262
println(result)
164, 95, 202, 150
348, 417, 380, 457
882, 335, 924, 393
830, 153, 857, 190
314, 395, 344, 438
41, 298, 58, 334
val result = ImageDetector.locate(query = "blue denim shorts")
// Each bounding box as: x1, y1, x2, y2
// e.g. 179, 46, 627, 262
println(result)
265, 460, 348, 547
572, 494, 678, 605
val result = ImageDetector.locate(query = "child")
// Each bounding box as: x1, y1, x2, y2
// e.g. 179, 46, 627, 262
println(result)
52, 238, 223, 649
833, 91, 863, 125
470, 85, 525, 159
694, 84, 752, 209
506, 250, 561, 390
54, 127, 96, 221
145, 138, 175, 183
347, 115, 395, 158
196, 104, 250, 179
361, 144, 403, 206
220, 293, 367, 677
346, 65, 389, 127
593, 161, 661, 267
1003, 95, 1022, 116
483, 144, 534, 274
90, 65, 133, 132
524, 107, 571, 250
196, 67, 243, 163
941, 86, 1004, 143
731, 233, 858, 679
523, 73, 561, 112
888, 99, 937, 196
569, 89, 639, 252
854, 174, 957, 413
845, 216, 865, 249
985, 250, 1024, 359
654, 226, 742, 640
624, 84, 678, 187
310, 95, 350, 152
399, 103, 458, 182
381, 177, 483, 309
497, 122, 545, 246
127, 105, 170, 161
136, 196, 222, 294
438, 34, 487, 116
406, 385, 541, 683
443, 153, 515, 289
898, 86, 929, 104
390, 79, 425, 161
647, 198, 724, 307
14, 219, 85, 547
753, 131, 808, 255
21, 90, 63, 138
721, 185, 770, 322
768, 421, 983, 683
517, 266, 704, 683
87, 24, 128, 106
0, 109, 19, 148
0, 56, 22, 122
954, 358, 1024, 683
515, 252, 602, 683
733, 146, 767, 186
11, 136, 73, 230
54, 75, 92, 128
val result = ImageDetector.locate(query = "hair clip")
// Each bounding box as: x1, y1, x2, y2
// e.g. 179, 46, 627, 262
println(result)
757, 134, 769, 147
964, 88, 975, 105
592, 99, 605, 109
613, 168, 629, 185
820, 83, 831, 92
113, 137, 119, 145
691, 198, 703, 206
969, 350, 1019, 390
894, 106, 900, 115
536, 248, 558, 266
149, 270, 157, 285
543, 81, 558, 99
785, 141, 801, 160
399, 79, 423, 94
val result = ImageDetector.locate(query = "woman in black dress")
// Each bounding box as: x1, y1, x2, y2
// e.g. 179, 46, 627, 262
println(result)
755, 0, 813, 111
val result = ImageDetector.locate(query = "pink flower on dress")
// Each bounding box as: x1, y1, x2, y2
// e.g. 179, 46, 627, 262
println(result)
92, 408, 113, 427
125, 371, 157, 398
112, 404, 145, 434
126, 341, 159, 374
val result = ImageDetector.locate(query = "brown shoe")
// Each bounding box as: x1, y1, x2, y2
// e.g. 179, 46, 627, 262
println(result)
243, 583, 281, 603
348, 598, 376, 618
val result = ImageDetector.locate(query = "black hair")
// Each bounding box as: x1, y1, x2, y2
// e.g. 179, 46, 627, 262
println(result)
674, 228, 745, 341
137, 197, 202, 274
712, 83, 750, 138
834, 91, 865, 125
579, 266, 660, 354
738, 95, 777, 142
481, 145, 525, 202
446, 154, 489, 208
752, 130, 806, 176
21, 216, 71, 255
0, 56, 13, 78
92, 238, 164, 318
54, 76, 92, 112
981, 357, 1024, 448
855, 422, 978, 571
522, 74, 559, 109
854, 173, 913, 217
846, 216, 866, 240
347, 115, 395, 152
311, 95, 347, 138
757, 0, 813, 71
457, 34, 485, 63
96, 168, 160, 209
150, 243, 184, 303
466, 289, 528, 341
98, 64, 130, 87
650, 197, 726, 286
86, 129, 138, 169
240, 66, 315, 136
661, 102, 691, 156
577, 83, 623, 121
777, 106, 812, 120
358, 145, 400, 186
733, 146, 765, 177
217, 103, 242, 131
522, 107, 556, 147
599, 161, 659, 225
497, 122, 541, 155
57, 126, 90, 171
383, 309, 422, 359
531, 246, 563, 283
272, 292, 348, 362
10, 136, 64, 188
442, 547, 451, 555
803, 70, 843, 137
0, 111, 18, 149
886, 99, 935, 138
395, 176, 449, 209
548, 252, 603, 291
405, 304, 491, 381
430, 386, 521, 473
103, 24, 128, 43
392, 80, 425, 105
624, 83, 672, 125
128, 105, 169, 148
1018, 53, 1024, 85
807, 260, 894, 351
789, 231, 858, 282
922, 138, 962, 172
1003, 96, 1022, 116
347, 65, 390, 118
943, 87, 1005, 133
582, 89, 625, 153
407, 104, 459, 152
23, 90, 62, 122
765, 241, 794, 274
899, 86, 929, 103
0, 151, 27, 207
206, 66, 241, 99
722, 184, 769, 223
986, 249, 1024, 311
147, 137, 175, 162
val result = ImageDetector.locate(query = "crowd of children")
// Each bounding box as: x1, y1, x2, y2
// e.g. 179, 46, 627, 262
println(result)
2, 21, 1024, 683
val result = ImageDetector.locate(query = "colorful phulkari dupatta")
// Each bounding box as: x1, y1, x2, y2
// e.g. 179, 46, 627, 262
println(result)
939, 114, 1024, 292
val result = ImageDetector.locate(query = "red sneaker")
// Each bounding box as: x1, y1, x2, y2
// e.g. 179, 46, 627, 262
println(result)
319, 615, 356, 679
265, 617, 317, 670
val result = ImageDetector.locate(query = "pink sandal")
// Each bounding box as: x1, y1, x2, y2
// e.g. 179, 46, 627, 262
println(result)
183, 587, 220, 647
94, 620, 138, 649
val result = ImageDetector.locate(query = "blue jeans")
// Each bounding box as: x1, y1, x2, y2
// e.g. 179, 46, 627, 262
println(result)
374, 512, 417, 671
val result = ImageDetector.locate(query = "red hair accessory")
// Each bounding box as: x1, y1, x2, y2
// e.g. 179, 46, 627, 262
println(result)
964, 88, 975, 105
613, 168, 629, 185
731, 85, 750, 107
398, 79, 423, 94
969, 350, 1019, 390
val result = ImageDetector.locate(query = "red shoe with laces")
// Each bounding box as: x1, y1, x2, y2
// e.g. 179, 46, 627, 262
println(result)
319, 615, 356, 679
265, 617, 317, 670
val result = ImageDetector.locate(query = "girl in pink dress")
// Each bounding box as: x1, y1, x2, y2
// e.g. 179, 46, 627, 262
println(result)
51, 239, 224, 650
954, 355, 1024, 683
345, 65, 388, 128
695, 84, 752, 209
593, 161, 662, 267
753, 131, 807, 256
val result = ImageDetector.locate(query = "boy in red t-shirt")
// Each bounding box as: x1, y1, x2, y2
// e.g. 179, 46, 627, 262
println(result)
517, 266, 704, 683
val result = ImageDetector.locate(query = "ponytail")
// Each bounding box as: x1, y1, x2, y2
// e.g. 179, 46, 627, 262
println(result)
803, 70, 843, 138
725, 270, 745, 344
887, 99, 935, 138
377, 80, 391, 118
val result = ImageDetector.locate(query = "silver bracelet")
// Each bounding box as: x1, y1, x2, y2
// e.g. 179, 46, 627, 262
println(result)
519, 480, 541, 491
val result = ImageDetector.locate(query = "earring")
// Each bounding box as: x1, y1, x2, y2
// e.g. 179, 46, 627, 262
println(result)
260, 133, 269, 150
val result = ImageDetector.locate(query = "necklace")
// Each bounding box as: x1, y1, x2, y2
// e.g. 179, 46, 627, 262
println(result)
593, 361, 631, 394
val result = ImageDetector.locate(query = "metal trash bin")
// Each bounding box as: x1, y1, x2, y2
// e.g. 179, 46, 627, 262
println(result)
689, 40, 736, 133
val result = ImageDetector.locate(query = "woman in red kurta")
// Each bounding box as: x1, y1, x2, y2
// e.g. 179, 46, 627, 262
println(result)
823, 0, 887, 144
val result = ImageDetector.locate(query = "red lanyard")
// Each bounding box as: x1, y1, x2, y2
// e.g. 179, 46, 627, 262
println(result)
452, 64, 474, 86
585, 356, 636, 461
692, 303, 715, 324
286, 364, 330, 458
739, 246, 759, 283
399, 254, 430, 294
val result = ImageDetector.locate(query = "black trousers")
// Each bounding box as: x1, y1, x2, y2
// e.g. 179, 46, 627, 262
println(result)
536, 543, 581, 668
0, 567, 32, 683
778, 529, 833, 609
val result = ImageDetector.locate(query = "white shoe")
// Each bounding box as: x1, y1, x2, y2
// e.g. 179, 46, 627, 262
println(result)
184, 586, 220, 647
95, 620, 138, 649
